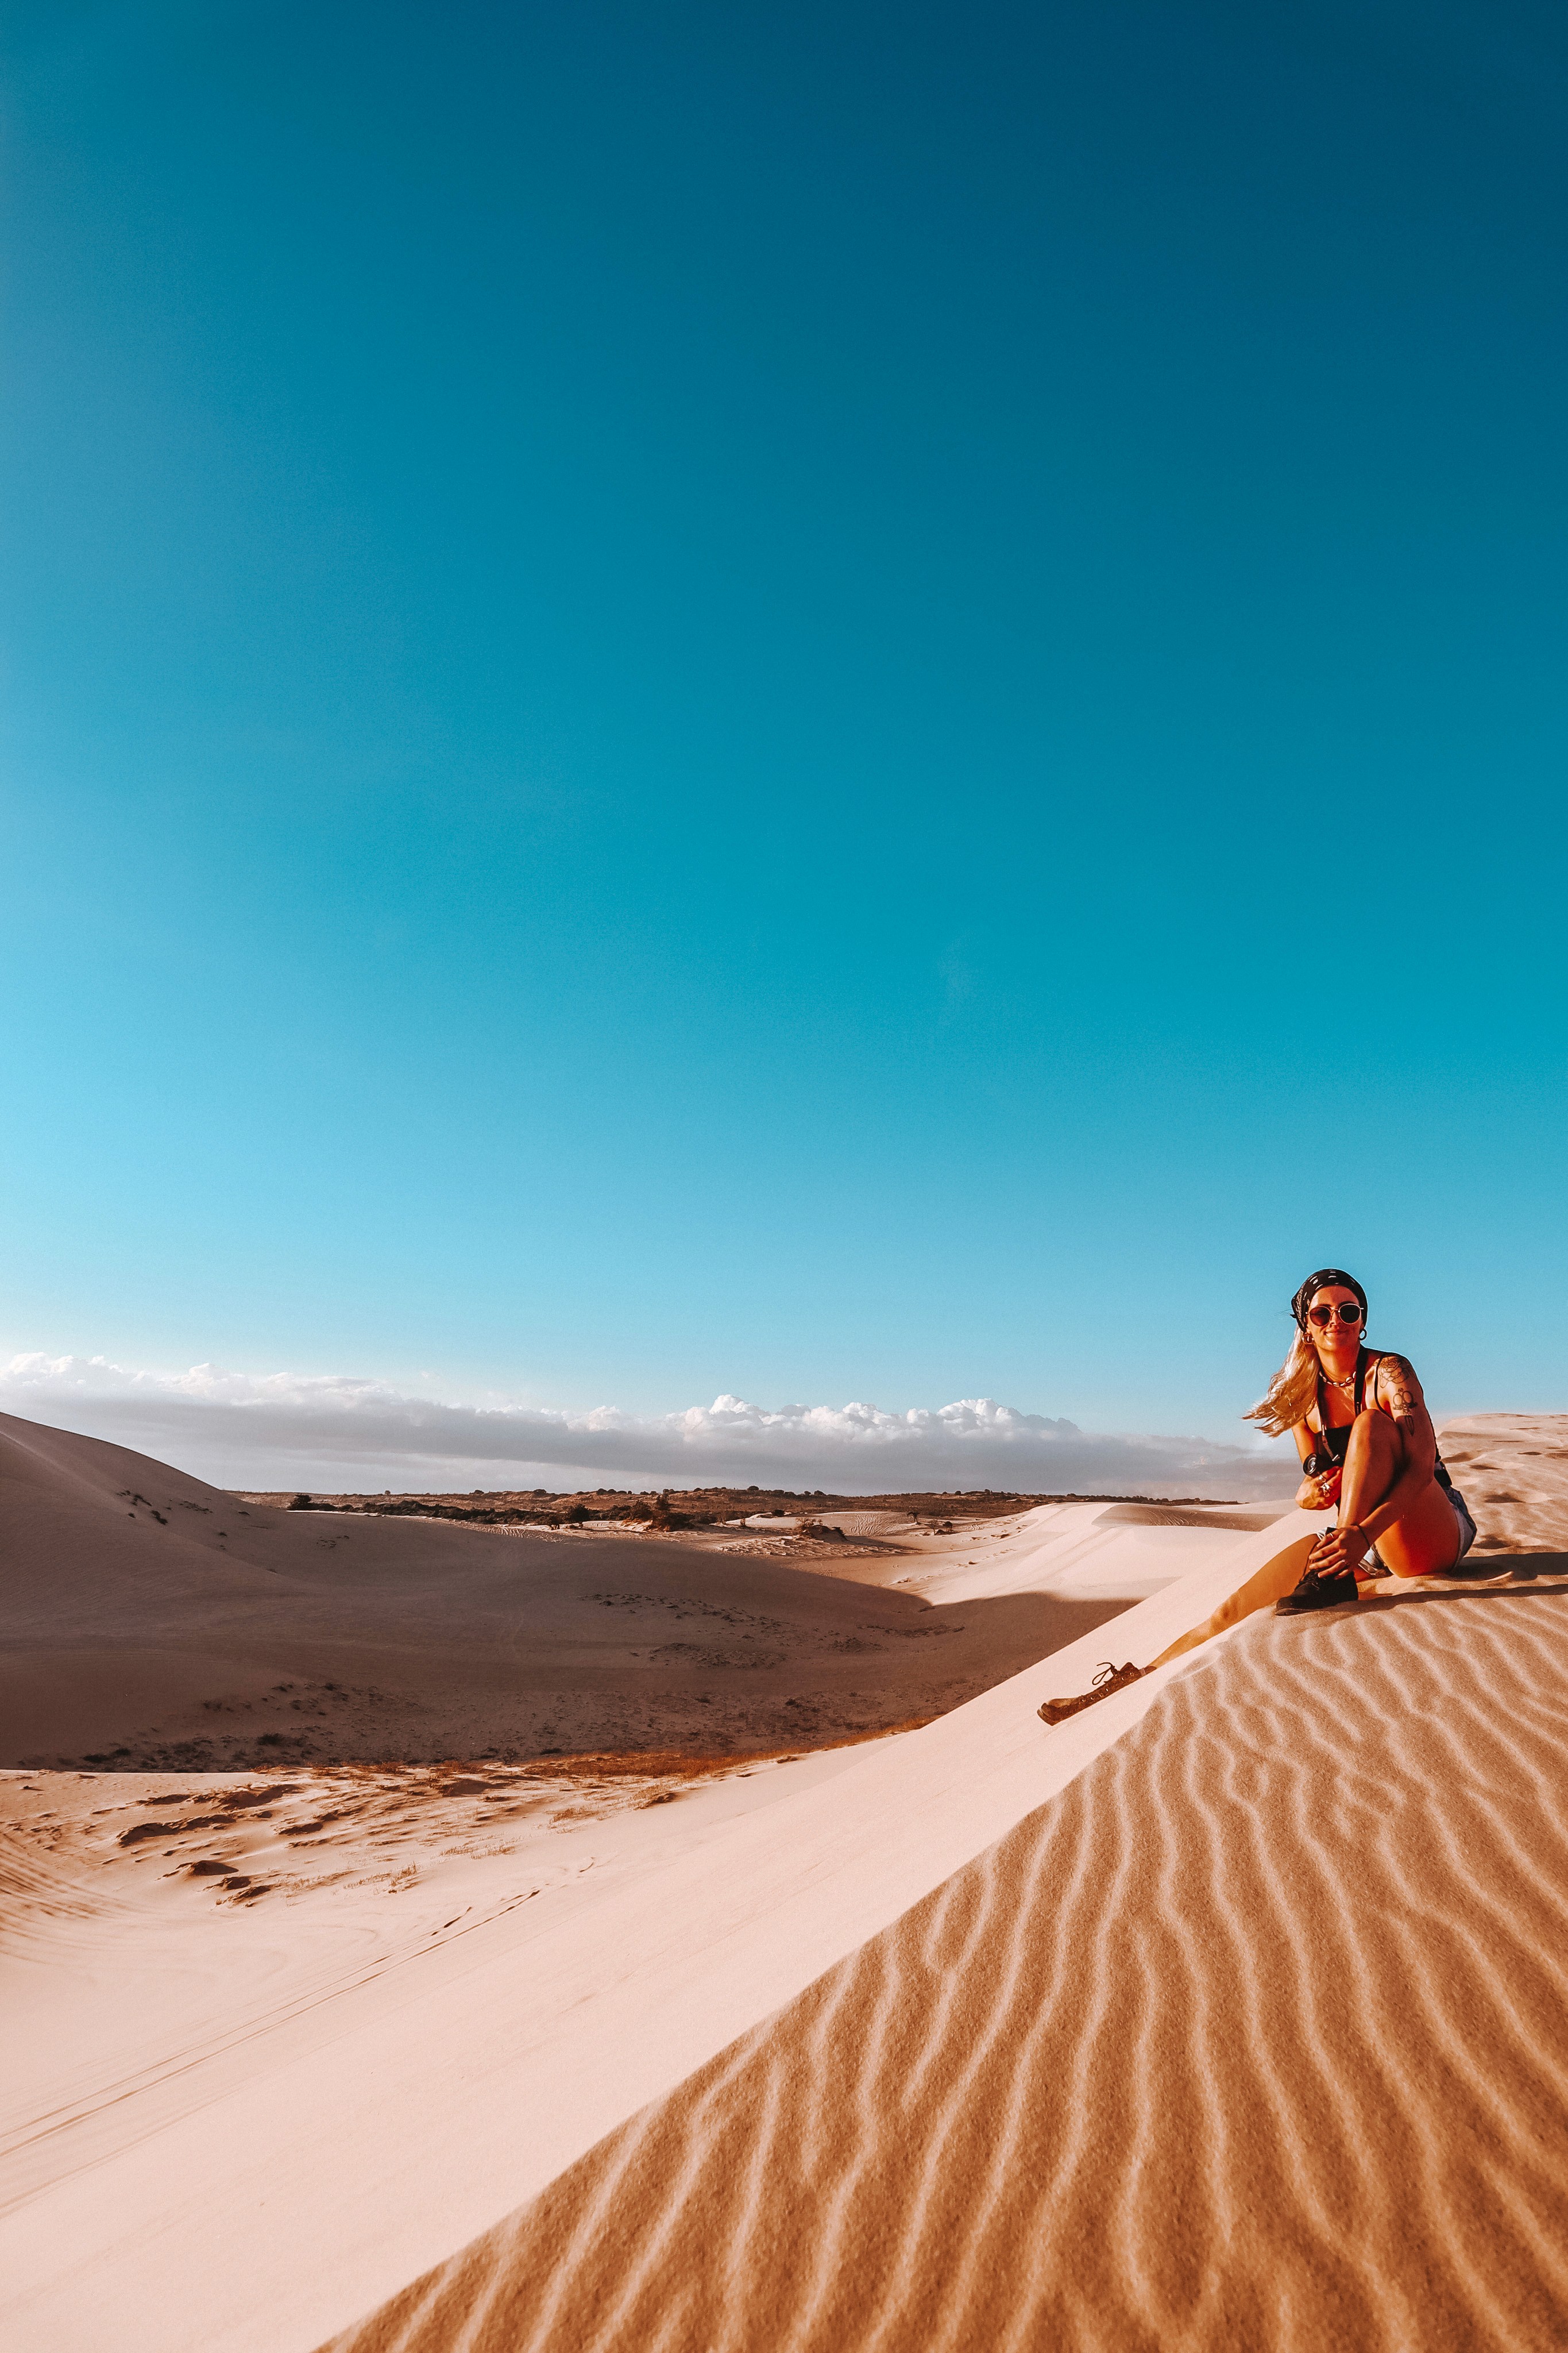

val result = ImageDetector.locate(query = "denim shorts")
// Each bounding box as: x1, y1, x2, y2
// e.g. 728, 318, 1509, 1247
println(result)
1447, 1484, 1478, 1565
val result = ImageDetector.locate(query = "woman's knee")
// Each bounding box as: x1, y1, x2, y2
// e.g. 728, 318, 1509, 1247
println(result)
1353, 1407, 1400, 1456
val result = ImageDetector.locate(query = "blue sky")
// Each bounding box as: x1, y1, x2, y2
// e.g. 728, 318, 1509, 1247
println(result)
3, 1, 1566, 1487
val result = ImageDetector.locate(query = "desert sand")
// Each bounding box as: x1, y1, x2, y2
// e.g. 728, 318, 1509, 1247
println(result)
0, 1410, 1149, 1769
3, 1413, 1566, 2350
326, 1558, 1568, 2353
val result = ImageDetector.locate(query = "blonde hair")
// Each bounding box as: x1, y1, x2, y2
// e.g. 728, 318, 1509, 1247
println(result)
1245, 1325, 1320, 1439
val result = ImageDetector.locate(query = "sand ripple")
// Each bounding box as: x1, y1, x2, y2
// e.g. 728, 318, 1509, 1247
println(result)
325, 1588, 1568, 2353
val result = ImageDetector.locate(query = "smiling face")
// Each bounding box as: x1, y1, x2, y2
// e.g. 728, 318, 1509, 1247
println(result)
1303, 1284, 1364, 1356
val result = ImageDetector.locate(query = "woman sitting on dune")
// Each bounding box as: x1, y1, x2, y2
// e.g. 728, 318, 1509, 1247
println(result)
1039, 1267, 1478, 1725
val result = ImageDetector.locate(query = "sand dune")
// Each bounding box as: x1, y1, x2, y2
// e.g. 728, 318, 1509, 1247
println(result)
0, 1412, 1138, 1769
887, 1496, 1267, 1606
1439, 1413, 1568, 1561
0, 1476, 1276, 2353
5, 1414, 1561, 2352
325, 1573, 1568, 2353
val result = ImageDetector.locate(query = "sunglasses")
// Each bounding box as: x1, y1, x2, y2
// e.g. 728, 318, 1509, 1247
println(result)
1307, 1301, 1363, 1328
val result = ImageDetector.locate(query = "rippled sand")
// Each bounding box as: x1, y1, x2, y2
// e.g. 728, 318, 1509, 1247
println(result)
327, 1577, 1568, 2353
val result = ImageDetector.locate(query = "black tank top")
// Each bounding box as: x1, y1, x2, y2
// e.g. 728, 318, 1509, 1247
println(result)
1315, 1348, 1453, 1488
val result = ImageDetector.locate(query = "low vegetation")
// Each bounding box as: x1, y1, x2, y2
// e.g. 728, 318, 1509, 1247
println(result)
238, 1483, 1231, 1529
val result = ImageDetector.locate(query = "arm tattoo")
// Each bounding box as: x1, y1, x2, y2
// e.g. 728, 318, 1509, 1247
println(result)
1378, 1353, 1426, 1437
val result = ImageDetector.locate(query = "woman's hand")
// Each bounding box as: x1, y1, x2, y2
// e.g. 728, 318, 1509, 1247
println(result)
1297, 1467, 1340, 1511
1310, 1521, 1372, 1577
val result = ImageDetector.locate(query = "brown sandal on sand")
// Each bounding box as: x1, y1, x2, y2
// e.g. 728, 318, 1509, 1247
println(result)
1037, 1660, 1144, 1726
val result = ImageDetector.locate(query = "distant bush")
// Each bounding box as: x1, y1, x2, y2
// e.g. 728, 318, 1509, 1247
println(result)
287, 1494, 312, 1511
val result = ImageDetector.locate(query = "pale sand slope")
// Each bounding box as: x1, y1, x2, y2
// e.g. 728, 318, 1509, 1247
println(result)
882, 1496, 1284, 1607
0, 1500, 1275, 2353
328, 1564, 1568, 2353
0, 1411, 1149, 1769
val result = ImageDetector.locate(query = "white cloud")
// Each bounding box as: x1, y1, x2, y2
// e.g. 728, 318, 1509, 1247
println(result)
0, 1352, 1296, 1498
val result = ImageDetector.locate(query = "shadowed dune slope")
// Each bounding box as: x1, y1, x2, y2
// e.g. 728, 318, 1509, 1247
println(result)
0, 1413, 1129, 1766
327, 1584, 1568, 2353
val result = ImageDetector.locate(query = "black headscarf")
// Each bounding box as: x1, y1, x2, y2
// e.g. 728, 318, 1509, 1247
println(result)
1291, 1268, 1368, 1330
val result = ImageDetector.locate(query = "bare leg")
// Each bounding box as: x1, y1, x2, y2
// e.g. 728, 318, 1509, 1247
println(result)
1144, 1532, 1319, 1670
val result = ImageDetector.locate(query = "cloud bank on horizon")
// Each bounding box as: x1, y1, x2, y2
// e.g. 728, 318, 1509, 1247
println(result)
1, 1352, 1296, 1498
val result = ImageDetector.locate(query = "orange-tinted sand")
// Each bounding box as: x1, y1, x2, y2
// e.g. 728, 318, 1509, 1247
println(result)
326, 1569, 1568, 2353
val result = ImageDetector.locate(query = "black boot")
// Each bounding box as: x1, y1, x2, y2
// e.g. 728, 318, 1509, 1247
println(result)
1275, 1551, 1358, 1615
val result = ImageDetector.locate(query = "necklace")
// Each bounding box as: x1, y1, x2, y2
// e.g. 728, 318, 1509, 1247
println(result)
1322, 1369, 1357, 1391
